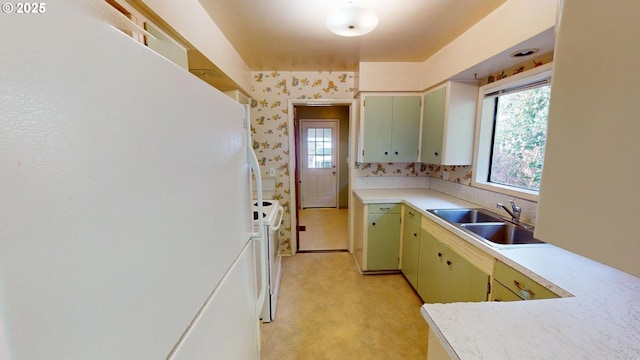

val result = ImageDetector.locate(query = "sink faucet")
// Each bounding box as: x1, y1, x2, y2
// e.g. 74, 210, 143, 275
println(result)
497, 200, 521, 224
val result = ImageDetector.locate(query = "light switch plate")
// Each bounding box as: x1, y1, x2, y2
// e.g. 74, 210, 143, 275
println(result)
443, 171, 449, 180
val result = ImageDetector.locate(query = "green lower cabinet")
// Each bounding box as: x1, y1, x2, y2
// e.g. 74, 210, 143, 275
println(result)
417, 231, 447, 303
446, 249, 490, 303
418, 228, 489, 303
367, 212, 401, 270
401, 217, 421, 288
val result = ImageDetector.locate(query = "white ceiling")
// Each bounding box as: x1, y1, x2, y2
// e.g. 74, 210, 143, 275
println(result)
197, 0, 509, 71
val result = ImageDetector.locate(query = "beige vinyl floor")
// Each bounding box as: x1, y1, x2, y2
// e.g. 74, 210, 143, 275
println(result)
298, 208, 348, 251
260, 208, 429, 359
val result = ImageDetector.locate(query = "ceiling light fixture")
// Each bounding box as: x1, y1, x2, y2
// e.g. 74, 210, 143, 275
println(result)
510, 48, 540, 58
326, 6, 379, 37
190, 69, 222, 78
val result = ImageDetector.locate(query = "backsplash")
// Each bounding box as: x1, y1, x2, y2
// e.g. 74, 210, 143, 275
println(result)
355, 162, 473, 186
353, 164, 538, 224
426, 164, 472, 185
250, 71, 356, 255
429, 178, 538, 225
355, 162, 429, 177
353, 175, 430, 190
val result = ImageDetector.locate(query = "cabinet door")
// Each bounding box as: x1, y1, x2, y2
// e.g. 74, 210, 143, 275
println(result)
445, 249, 489, 302
367, 212, 400, 270
362, 96, 393, 162
417, 230, 446, 303
353, 197, 366, 271
391, 96, 421, 162
421, 86, 446, 164
401, 218, 421, 289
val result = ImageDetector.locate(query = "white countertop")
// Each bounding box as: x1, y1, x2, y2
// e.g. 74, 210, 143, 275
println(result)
353, 188, 640, 360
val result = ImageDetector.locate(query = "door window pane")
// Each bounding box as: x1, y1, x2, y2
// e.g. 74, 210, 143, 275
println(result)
307, 128, 332, 168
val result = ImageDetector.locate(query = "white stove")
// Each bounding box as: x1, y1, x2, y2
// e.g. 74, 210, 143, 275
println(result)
252, 199, 283, 323
252, 200, 277, 224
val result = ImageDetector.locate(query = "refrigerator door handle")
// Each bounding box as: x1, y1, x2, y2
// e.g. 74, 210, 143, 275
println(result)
246, 104, 268, 318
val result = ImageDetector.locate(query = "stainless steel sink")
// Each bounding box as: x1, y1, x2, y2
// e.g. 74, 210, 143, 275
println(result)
460, 223, 545, 245
428, 208, 504, 223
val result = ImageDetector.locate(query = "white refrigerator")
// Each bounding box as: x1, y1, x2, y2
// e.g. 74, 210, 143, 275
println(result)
0, 1, 263, 359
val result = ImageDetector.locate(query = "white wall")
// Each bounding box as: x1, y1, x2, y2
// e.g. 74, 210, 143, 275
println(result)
535, 0, 640, 277
141, 0, 252, 93
357, 62, 424, 91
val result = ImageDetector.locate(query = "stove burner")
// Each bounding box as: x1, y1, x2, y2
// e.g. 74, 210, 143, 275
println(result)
253, 211, 267, 220
253, 201, 273, 207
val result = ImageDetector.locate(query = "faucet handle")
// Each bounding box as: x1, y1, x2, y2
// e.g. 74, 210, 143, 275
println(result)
508, 199, 521, 212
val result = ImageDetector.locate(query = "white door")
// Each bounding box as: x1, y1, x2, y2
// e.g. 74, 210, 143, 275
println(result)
300, 120, 338, 208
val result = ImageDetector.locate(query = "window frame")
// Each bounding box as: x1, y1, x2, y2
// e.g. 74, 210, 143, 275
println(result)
471, 63, 553, 201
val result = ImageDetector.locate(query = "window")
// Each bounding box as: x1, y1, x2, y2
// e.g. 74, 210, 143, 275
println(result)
306, 128, 333, 169
490, 84, 551, 190
473, 63, 553, 200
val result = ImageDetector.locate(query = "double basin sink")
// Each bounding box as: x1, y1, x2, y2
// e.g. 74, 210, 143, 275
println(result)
428, 208, 545, 247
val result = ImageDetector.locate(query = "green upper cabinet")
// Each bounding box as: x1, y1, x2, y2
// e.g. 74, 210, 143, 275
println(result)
360, 94, 421, 163
391, 96, 422, 161
421, 82, 478, 165
362, 96, 393, 163
421, 87, 446, 164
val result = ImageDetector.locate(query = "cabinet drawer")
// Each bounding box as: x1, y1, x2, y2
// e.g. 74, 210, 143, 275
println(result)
491, 280, 522, 302
368, 203, 401, 214
404, 205, 422, 223
493, 261, 559, 300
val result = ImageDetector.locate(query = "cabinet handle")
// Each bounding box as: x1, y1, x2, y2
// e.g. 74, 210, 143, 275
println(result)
437, 252, 442, 257
379, 207, 390, 210
408, 211, 414, 216
395, 151, 398, 155
384, 151, 388, 155
372, 222, 376, 226
434, 151, 439, 156
413, 232, 417, 237
446, 260, 452, 266
513, 280, 535, 296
